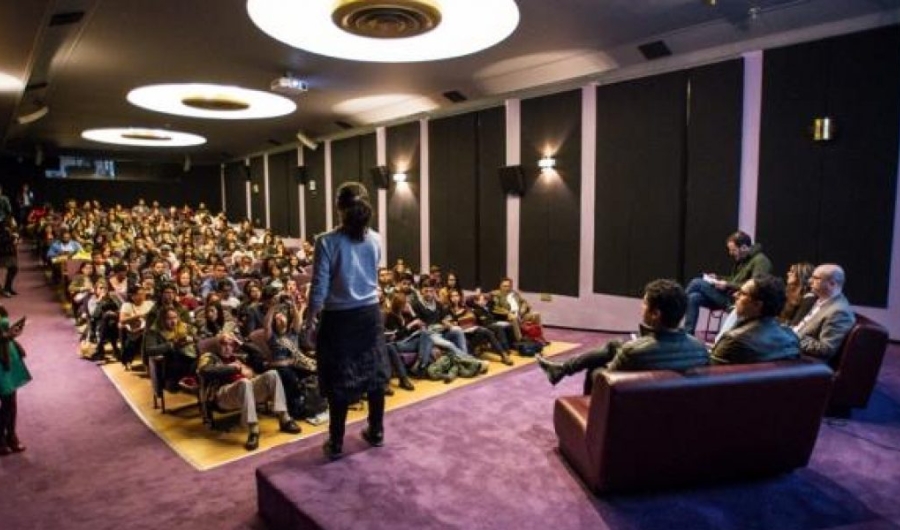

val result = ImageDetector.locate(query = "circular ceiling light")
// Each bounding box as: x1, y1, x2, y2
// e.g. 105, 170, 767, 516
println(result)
81, 127, 206, 147
246, 0, 519, 62
127, 83, 296, 119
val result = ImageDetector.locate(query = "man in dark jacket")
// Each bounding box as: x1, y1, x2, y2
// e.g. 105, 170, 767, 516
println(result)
683, 230, 772, 335
536, 279, 709, 394
710, 275, 800, 364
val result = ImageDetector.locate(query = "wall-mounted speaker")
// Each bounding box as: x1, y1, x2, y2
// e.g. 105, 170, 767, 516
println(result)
498, 165, 526, 196
370, 165, 390, 189
295, 165, 309, 185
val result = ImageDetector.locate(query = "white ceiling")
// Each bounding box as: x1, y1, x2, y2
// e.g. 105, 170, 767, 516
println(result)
1, 0, 898, 164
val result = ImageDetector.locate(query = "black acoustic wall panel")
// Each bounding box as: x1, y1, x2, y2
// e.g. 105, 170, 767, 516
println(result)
249, 156, 266, 227
758, 40, 828, 276
520, 89, 582, 297
360, 133, 378, 230
429, 112, 479, 288
287, 163, 302, 237
332, 134, 380, 231
223, 162, 247, 221
476, 106, 507, 291
386, 121, 421, 272
594, 71, 686, 297
304, 147, 327, 239
758, 25, 900, 307
267, 151, 294, 237
427, 106, 507, 290
683, 59, 744, 280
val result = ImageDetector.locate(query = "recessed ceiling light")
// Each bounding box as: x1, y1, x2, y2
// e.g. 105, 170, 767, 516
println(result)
127, 83, 296, 119
81, 127, 206, 147
246, 0, 519, 62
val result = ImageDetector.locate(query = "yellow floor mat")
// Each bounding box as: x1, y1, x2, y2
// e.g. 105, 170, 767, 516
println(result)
101, 341, 580, 470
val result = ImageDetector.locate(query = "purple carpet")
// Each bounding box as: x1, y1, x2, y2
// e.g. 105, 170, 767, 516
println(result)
1, 247, 899, 530
255, 339, 900, 530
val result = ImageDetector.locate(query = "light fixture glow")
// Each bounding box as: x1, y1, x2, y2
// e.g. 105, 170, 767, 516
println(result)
81, 127, 206, 147
392, 172, 408, 183
538, 156, 556, 170
246, 0, 519, 63
128, 83, 295, 119
0, 72, 24, 92
333, 94, 438, 123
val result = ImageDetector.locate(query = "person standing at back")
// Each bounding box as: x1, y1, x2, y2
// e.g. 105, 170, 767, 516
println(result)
304, 182, 389, 460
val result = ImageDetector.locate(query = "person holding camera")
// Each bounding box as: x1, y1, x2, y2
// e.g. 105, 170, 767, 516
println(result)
0, 304, 30, 455
264, 295, 317, 421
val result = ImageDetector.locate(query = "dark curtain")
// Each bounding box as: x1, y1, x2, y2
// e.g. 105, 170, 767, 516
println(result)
386, 122, 421, 272
520, 89, 582, 297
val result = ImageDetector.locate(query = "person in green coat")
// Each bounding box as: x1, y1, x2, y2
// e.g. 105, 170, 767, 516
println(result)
0, 304, 32, 455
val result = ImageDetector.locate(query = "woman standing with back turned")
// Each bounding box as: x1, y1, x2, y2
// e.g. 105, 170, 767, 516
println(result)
304, 182, 389, 460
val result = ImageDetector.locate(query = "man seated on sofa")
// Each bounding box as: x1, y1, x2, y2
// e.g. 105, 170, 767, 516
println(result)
791, 263, 855, 361
536, 279, 709, 394
197, 333, 301, 451
710, 274, 800, 364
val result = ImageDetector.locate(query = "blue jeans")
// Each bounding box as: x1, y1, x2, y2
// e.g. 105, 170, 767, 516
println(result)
417, 328, 476, 367
684, 277, 733, 335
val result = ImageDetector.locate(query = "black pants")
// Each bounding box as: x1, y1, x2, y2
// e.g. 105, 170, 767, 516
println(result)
3, 264, 17, 292
0, 391, 19, 443
95, 315, 121, 358
327, 390, 384, 449
565, 342, 617, 395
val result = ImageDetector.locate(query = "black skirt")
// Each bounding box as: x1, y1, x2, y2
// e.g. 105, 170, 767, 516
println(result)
316, 303, 389, 402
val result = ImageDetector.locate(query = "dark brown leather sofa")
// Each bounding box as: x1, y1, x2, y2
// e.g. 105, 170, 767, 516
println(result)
826, 314, 889, 416
553, 360, 834, 494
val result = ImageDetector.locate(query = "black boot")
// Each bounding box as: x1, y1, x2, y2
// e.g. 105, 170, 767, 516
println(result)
322, 438, 343, 460
536, 354, 567, 386
361, 426, 384, 447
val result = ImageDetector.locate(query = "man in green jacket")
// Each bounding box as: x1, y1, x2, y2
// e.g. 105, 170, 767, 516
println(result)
682, 230, 772, 336
536, 279, 709, 394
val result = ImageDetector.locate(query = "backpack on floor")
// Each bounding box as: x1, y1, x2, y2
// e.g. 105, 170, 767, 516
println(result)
514, 339, 544, 357
292, 375, 328, 419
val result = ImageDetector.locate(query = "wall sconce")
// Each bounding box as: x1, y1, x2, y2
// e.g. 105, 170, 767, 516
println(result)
392, 172, 408, 183
252, 183, 260, 194
538, 156, 556, 171
812, 117, 836, 142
